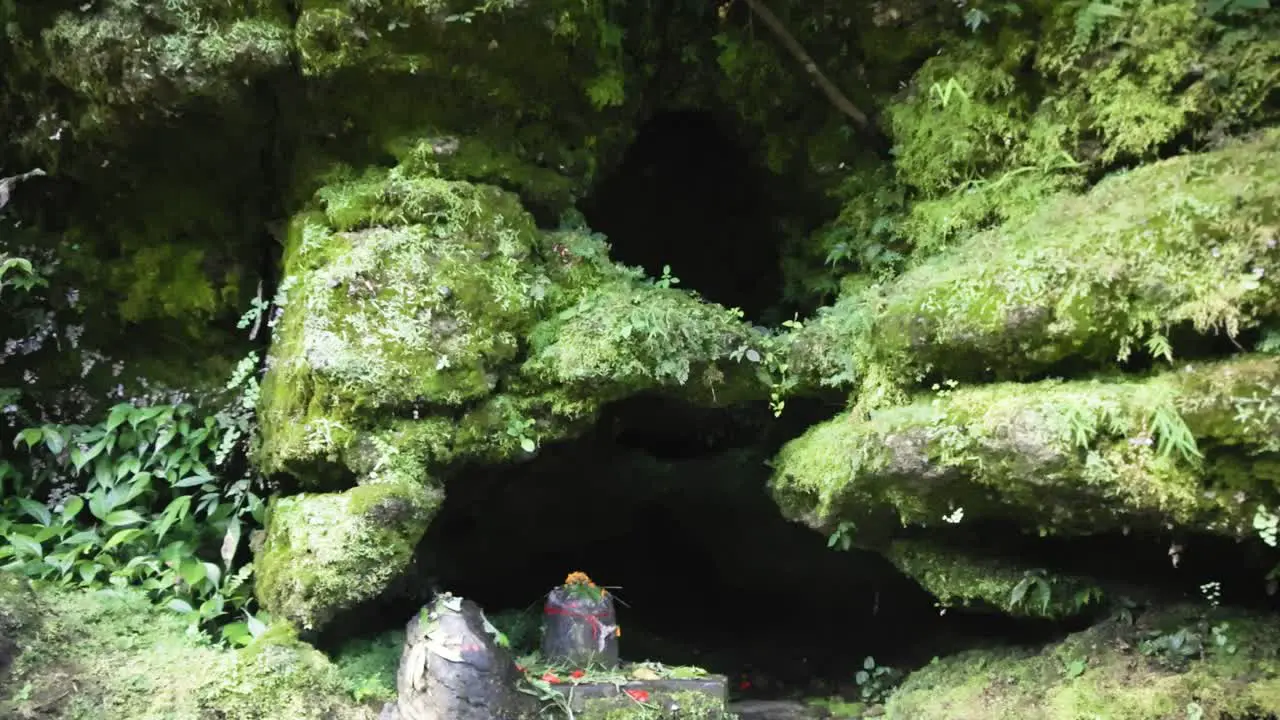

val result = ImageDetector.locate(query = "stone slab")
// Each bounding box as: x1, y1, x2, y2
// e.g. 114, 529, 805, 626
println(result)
555, 676, 729, 718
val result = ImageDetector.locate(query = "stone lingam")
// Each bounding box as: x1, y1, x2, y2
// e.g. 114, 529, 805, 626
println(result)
383, 572, 729, 719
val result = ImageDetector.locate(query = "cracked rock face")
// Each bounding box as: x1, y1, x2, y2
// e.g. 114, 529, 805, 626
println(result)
392, 594, 535, 720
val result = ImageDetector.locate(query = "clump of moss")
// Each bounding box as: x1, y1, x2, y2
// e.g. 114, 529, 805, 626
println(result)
522, 279, 760, 399
791, 129, 1280, 397
255, 481, 440, 631
333, 629, 406, 705
771, 354, 1280, 540
884, 604, 1280, 719
1, 583, 372, 719
12, 0, 291, 145
884, 540, 1104, 619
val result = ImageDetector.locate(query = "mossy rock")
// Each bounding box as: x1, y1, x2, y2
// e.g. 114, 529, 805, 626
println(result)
258, 148, 764, 483
791, 129, 1280, 397
255, 481, 440, 631
884, 604, 1280, 719
883, 539, 1104, 620
1, 584, 373, 719
771, 354, 1280, 541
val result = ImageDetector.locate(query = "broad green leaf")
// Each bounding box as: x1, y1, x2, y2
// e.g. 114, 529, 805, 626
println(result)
104, 510, 145, 527
155, 495, 192, 540
16, 498, 52, 527
6, 533, 43, 558
62, 529, 101, 547
172, 475, 209, 488
106, 403, 134, 432
520, 437, 536, 453
60, 496, 84, 522
103, 528, 145, 551
42, 426, 66, 455
154, 426, 176, 455
16, 428, 42, 449
222, 622, 252, 646
78, 563, 103, 584
114, 455, 142, 482
88, 493, 112, 521
199, 594, 225, 619
167, 598, 195, 614
93, 459, 114, 490
179, 558, 207, 586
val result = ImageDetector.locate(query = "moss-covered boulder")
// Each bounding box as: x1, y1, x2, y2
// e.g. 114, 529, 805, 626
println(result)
258, 144, 766, 483
791, 130, 1280, 398
883, 540, 1104, 620
2, 584, 372, 718
771, 354, 1280, 541
255, 481, 439, 631
884, 604, 1280, 719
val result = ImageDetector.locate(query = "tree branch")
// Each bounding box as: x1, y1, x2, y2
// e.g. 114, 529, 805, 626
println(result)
739, 0, 871, 129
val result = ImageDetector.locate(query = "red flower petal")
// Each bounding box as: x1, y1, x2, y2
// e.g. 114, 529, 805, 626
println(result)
570, 670, 585, 679
542, 672, 562, 684
738, 680, 752, 690
624, 688, 650, 703
515, 665, 526, 673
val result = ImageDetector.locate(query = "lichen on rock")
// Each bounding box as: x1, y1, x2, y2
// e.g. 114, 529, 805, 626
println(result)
771, 354, 1280, 541
255, 481, 440, 631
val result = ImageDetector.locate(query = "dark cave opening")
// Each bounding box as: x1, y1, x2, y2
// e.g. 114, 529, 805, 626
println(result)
317, 398, 1280, 705
579, 110, 790, 323
325, 396, 1079, 701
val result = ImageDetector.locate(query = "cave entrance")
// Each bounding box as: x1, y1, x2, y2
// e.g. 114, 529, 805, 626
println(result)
404, 396, 1059, 701
579, 110, 787, 322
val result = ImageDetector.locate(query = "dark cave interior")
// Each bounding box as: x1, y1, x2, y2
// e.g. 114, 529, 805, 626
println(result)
579, 109, 793, 323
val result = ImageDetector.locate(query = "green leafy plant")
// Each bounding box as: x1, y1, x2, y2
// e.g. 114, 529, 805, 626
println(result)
826, 521, 856, 551
1062, 655, 1088, 679
1009, 569, 1053, 615
506, 416, 538, 454
0, 400, 267, 645
854, 656, 896, 703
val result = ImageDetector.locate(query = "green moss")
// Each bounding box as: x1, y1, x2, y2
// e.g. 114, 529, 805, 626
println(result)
199, 623, 375, 720
2, 583, 371, 719
771, 354, 1280, 540
1035, 0, 1280, 167
334, 629, 405, 704
884, 540, 1104, 619
522, 279, 762, 399
255, 481, 440, 631
18, 0, 291, 142
792, 129, 1280, 396
256, 164, 549, 478
259, 150, 766, 482
885, 604, 1280, 720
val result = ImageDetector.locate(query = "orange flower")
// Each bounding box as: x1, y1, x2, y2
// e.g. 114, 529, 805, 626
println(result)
570, 670, 585, 679
565, 571, 594, 586
615, 626, 622, 637
542, 672, 562, 684
624, 688, 650, 703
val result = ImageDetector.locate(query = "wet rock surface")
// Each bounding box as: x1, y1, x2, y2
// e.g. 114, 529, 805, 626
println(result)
390, 594, 535, 720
